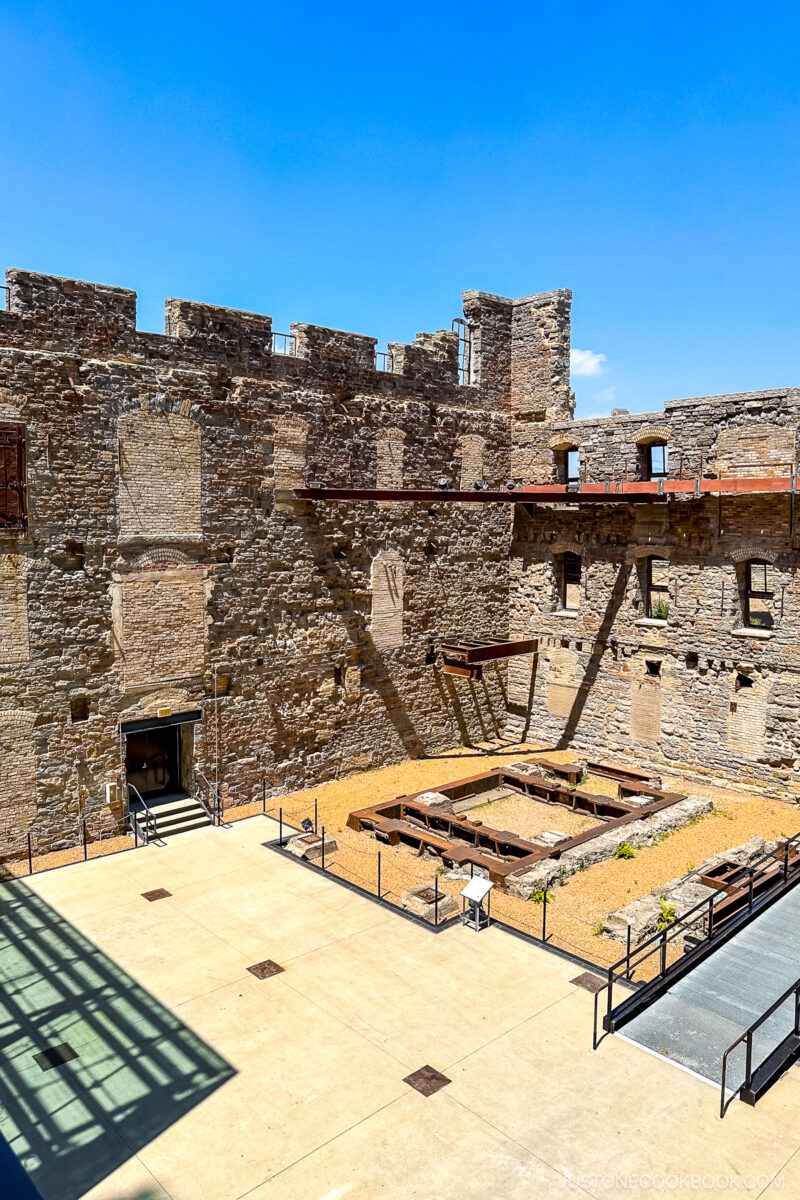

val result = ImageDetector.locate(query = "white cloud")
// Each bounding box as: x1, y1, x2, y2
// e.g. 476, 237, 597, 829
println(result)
593, 386, 616, 403
570, 348, 608, 377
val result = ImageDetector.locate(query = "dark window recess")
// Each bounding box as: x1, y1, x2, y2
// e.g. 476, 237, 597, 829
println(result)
645, 659, 662, 677
647, 558, 670, 619
646, 442, 669, 480
554, 448, 580, 486
0, 422, 27, 530
736, 672, 754, 690
333, 664, 343, 688
561, 552, 581, 611
425, 642, 437, 665
686, 652, 699, 669
64, 540, 85, 570
70, 694, 89, 723
745, 560, 774, 629
424, 540, 438, 557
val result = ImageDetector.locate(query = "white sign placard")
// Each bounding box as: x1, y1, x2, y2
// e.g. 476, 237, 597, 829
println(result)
461, 876, 494, 903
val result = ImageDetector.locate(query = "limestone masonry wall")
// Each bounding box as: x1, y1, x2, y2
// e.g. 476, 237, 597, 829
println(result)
2, 266, 800, 858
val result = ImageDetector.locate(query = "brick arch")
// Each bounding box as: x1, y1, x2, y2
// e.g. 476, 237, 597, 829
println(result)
370, 549, 404, 650
728, 546, 778, 565
550, 435, 579, 451
630, 545, 674, 560
118, 408, 202, 539
634, 424, 670, 445
550, 540, 583, 556
132, 547, 193, 568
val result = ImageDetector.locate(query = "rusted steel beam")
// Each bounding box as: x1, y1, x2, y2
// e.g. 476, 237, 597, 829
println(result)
441, 661, 483, 679
439, 635, 538, 664
295, 476, 797, 505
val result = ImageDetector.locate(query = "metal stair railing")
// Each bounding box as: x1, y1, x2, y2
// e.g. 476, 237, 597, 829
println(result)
194, 769, 227, 827
127, 783, 158, 845
592, 830, 800, 1051
720, 975, 800, 1118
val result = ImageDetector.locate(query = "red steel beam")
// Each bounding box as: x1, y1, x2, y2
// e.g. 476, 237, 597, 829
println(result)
295, 477, 796, 505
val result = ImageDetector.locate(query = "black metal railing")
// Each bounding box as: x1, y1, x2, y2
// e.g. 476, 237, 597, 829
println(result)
271, 331, 298, 357
195, 769, 225, 826
127, 784, 158, 845
720, 976, 800, 1118
593, 831, 800, 1051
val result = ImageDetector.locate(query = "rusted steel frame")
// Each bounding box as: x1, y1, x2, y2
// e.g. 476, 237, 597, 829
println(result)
441, 662, 483, 678
439, 636, 538, 664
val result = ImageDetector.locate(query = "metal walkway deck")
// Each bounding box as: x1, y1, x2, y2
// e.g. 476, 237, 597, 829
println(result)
622, 884, 800, 1091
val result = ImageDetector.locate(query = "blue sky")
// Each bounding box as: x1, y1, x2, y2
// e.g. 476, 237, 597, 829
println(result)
1, 1, 798, 417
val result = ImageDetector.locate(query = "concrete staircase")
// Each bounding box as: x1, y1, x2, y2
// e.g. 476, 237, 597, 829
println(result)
131, 794, 213, 843
621, 883, 800, 1095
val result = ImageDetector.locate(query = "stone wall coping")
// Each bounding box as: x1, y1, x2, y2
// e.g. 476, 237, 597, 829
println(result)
731, 627, 773, 640
634, 618, 669, 628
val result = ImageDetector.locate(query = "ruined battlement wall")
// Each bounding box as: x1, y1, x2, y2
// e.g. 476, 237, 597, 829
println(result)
1, 270, 566, 418
538, 388, 800, 484
0, 268, 539, 857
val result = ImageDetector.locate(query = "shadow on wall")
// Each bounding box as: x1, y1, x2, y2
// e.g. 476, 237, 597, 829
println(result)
298, 512, 426, 759
557, 560, 633, 750
0, 869, 234, 1200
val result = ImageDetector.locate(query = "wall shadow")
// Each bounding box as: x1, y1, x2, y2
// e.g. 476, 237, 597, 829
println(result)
557, 560, 632, 749
0, 869, 234, 1200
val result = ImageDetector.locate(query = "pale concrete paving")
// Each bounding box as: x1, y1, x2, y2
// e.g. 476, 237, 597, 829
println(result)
2, 817, 800, 1200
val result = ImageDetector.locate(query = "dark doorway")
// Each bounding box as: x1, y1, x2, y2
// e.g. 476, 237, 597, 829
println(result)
125, 725, 183, 801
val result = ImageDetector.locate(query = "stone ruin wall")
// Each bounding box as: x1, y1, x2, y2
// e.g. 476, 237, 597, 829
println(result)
0, 268, 545, 855
506, 384, 800, 794
4, 264, 800, 859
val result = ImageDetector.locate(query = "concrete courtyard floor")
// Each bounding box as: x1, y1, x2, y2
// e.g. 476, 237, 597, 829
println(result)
3, 815, 800, 1199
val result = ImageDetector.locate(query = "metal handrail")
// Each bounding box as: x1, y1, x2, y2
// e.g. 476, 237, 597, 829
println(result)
593, 831, 800, 1050
195, 769, 225, 826
720, 974, 800, 1117
127, 783, 158, 845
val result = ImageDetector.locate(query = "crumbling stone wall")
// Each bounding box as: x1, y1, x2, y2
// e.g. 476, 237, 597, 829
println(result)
0, 269, 534, 856
508, 482, 800, 793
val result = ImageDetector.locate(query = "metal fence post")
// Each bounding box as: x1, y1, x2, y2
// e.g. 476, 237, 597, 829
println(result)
322, 825, 326, 871
27, 831, 32, 875
262, 778, 266, 814
314, 798, 318, 834
377, 851, 381, 899
625, 921, 632, 978
279, 807, 283, 847
434, 875, 439, 926
134, 818, 138, 849
83, 820, 88, 861
660, 928, 667, 975
542, 888, 548, 942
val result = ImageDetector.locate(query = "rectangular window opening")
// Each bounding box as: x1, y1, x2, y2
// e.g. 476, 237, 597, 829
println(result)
647, 558, 670, 620
647, 443, 669, 480
562, 552, 582, 611
0, 422, 27, 531
746, 560, 774, 629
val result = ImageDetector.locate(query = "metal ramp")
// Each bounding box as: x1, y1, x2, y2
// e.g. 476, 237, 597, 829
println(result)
622, 883, 800, 1092
594, 833, 800, 1114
